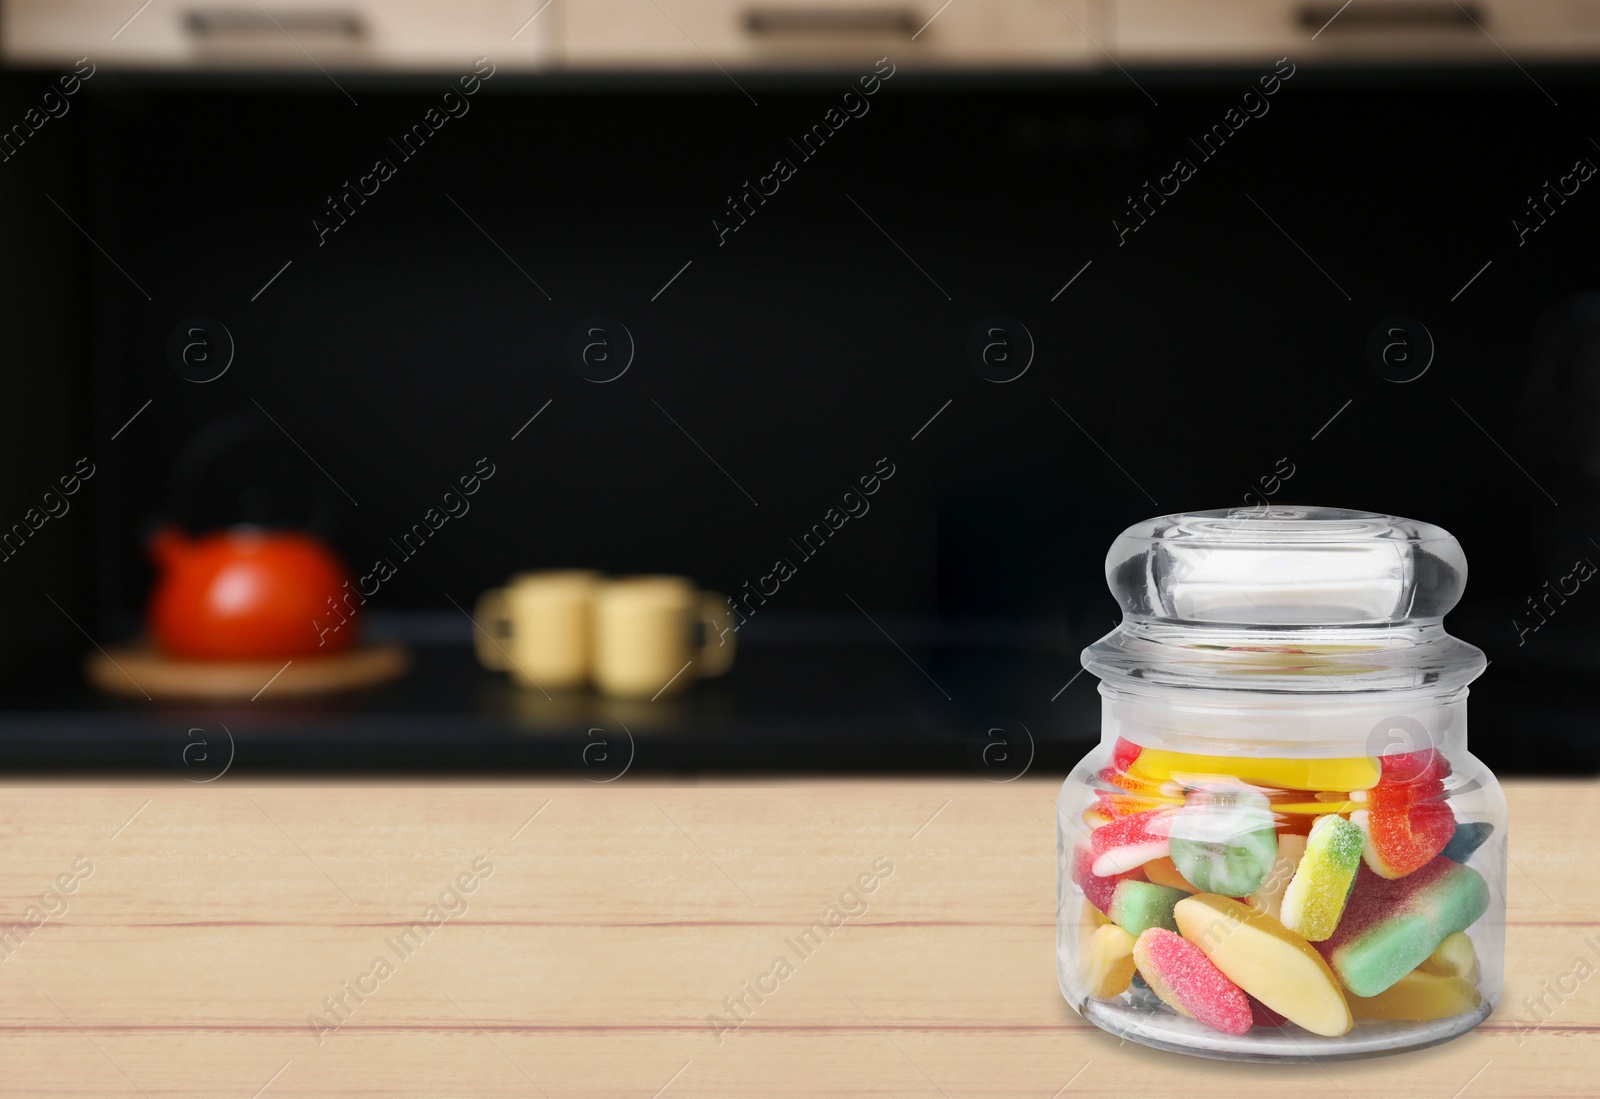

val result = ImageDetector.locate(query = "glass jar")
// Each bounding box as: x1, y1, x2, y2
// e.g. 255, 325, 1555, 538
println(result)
1057, 506, 1506, 1061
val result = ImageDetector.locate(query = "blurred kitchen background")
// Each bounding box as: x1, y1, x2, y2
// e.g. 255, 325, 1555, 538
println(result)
2, 0, 1599, 775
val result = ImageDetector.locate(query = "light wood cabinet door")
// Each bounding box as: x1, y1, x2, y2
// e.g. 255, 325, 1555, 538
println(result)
560, 0, 1098, 68
2, 0, 555, 69
1112, 0, 1600, 62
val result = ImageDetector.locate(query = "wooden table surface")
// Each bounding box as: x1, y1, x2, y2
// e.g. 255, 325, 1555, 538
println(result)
0, 777, 1590, 1097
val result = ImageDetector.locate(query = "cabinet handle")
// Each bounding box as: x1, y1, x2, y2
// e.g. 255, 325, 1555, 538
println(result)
742, 7, 920, 36
184, 8, 365, 39
1297, 1, 1482, 32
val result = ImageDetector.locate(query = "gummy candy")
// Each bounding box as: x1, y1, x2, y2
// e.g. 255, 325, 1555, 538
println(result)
1094, 764, 1181, 818
1280, 814, 1364, 942
1082, 924, 1138, 999
1168, 786, 1278, 897
1270, 792, 1361, 818
1440, 821, 1494, 864
1347, 969, 1481, 1021
1173, 894, 1353, 1037
1088, 809, 1174, 877
1130, 749, 1380, 793
1319, 858, 1490, 997
1355, 800, 1456, 880
1373, 747, 1452, 791
1247, 833, 1307, 921
1111, 736, 1142, 773
1248, 995, 1288, 1028
1418, 931, 1480, 984
1108, 880, 1189, 935
1144, 855, 1199, 894
1132, 927, 1253, 1036
1355, 750, 1456, 879
1070, 738, 1494, 1044
1073, 845, 1145, 914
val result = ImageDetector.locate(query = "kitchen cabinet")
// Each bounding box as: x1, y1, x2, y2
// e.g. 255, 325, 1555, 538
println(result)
0, 0, 1093, 69
1112, 0, 1600, 62
560, 0, 1098, 68
0, 0, 554, 69
10, 0, 1600, 70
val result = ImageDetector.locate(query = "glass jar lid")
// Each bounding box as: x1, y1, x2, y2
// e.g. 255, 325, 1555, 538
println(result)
1082, 506, 1487, 695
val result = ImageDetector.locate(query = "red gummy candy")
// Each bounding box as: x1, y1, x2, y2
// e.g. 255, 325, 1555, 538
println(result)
1072, 845, 1145, 914
1112, 737, 1143, 773
1133, 928, 1253, 1037
1089, 809, 1174, 877
1374, 749, 1452, 796
1361, 799, 1456, 879
1361, 749, 1456, 878
1247, 995, 1288, 1028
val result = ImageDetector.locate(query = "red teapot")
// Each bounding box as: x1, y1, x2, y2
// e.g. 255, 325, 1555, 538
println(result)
148, 526, 356, 660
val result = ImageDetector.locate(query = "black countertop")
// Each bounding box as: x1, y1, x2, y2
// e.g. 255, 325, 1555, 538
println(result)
0, 614, 1593, 778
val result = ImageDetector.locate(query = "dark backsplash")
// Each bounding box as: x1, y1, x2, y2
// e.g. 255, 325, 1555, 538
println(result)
4, 64, 1600, 686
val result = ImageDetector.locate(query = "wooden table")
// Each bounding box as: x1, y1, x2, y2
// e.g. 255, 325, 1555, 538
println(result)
0, 778, 1589, 1097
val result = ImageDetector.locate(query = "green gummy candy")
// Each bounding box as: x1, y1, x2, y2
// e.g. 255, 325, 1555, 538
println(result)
1321, 857, 1490, 997
1107, 881, 1189, 936
1166, 785, 1279, 897
1169, 828, 1278, 896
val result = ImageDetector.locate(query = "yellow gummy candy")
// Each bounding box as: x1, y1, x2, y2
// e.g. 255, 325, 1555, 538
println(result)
1082, 899, 1111, 929
1131, 750, 1380, 793
1081, 924, 1138, 999
1417, 931, 1481, 984
1348, 969, 1482, 1021
1271, 795, 1361, 816
1143, 856, 1199, 894
1173, 894, 1353, 1037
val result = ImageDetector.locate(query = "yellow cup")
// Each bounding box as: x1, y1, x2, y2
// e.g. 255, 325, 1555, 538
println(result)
473, 570, 600, 691
592, 575, 736, 699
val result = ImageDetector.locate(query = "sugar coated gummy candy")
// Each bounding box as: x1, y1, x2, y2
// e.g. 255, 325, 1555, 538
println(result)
1111, 736, 1142, 772
1354, 749, 1456, 879
1072, 845, 1145, 914
1108, 880, 1189, 935
1354, 800, 1456, 880
1318, 857, 1490, 998
1173, 894, 1353, 1037
1247, 832, 1307, 922
1094, 764, 1180, 819
1088, 808, 1173, 877
1167, 785, 1278, 897
1131, 927, 1254, 1036
1083, 805, 1114, 829
1280, 814, 1364, 942
1081, 924, 1138, 999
